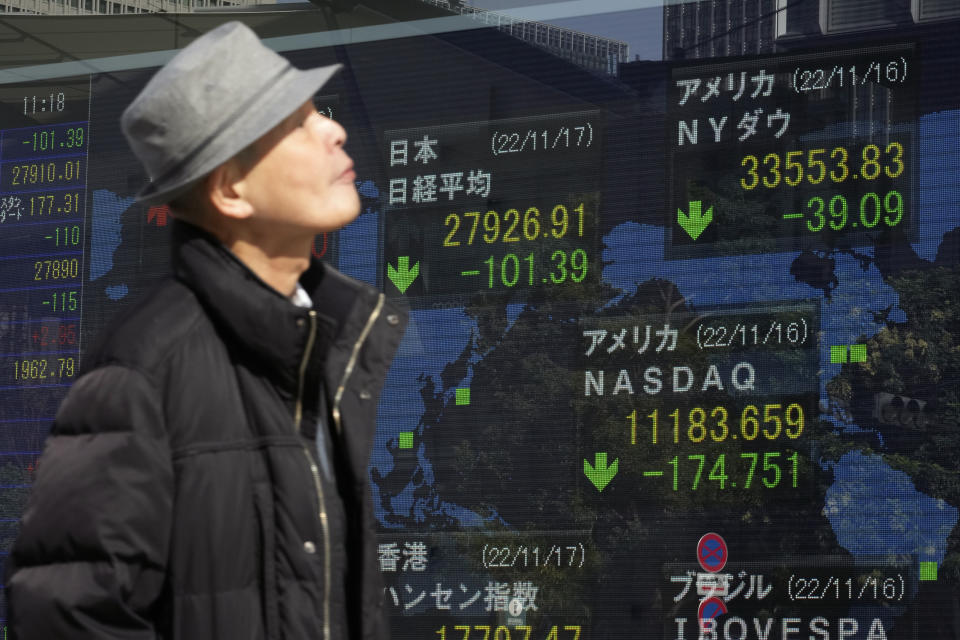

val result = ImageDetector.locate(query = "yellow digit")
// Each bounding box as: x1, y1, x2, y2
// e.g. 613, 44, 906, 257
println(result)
762, 153, 782, 188
483, 210, 500, 243
807, 149, 826, 184
741, 405, 759, 440
463, 211, 480, 245
785, 403, 804, 438
551, 204, 568, 238
443, 213, 460, 247
564, 626, 581, 640
740, 155, 759, 190
688, 407, 707, 443
709, 406, 729, 442
861, 145, 881, 180
762, 403, 783, 439
830, 147, 849, 182
784, 150, 804, 186
885, 141, 905, 178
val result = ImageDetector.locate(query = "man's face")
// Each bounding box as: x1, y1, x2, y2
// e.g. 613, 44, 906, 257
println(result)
238, 101, 360, 235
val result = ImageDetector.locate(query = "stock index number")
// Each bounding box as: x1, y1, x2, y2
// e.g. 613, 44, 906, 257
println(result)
42, 290, 79, 312
12, 357, 75, 382
667, 451, 800, 491
34, 258, 79, 281
740, 142, 905, 190
436, 626, 581, 640
803, 190, 903, 232
629, 403, 805, 445
27, 193, 83, 217
9, 159, 82, 187
480, 249, 588, 289
444, 203, 586, 247
20, 127, 85, 153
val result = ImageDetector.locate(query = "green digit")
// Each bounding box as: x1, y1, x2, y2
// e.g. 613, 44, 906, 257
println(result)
549, 250, 567, 283
570, 248, 588, 283
708, 454, 728, 489
788, 451, 799, 487
501, 253, 519, 287
806, 196, 825, 232
484, 256, 494, 289
668, 455, 678, 491
741, 452, 758, 488
884, 190, 903, 227
689, 454, 705, 490
828, 195, 847, 231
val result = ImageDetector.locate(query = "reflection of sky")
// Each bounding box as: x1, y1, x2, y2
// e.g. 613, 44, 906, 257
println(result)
372, 307, 478, 477
824, 451, 958, 565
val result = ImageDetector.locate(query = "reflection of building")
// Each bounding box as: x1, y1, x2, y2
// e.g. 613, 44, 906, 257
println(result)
420, 0, 629, 75
663, 0, 779, 61
663, 0, 960, 61
2, 0, 271, 14
661, 0, 959, 137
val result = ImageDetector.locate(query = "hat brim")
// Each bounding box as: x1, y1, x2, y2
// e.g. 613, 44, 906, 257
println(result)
135, 62, 342, 207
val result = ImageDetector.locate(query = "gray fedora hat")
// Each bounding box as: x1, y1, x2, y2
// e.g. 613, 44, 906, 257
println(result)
122, 21, 341, 206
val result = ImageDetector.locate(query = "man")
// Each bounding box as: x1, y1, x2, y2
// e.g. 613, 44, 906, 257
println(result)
5, 21, 406, 639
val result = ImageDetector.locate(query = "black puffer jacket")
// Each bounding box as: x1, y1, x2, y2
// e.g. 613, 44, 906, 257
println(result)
6, 222, 406, 639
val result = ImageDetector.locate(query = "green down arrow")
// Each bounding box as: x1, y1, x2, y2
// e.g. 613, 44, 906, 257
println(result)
584, 452, 618, 491
387, 256, 420, 294
677, 200, 713, 240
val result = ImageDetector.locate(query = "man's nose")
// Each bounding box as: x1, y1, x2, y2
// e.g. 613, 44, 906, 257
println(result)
321, 117, 347, 147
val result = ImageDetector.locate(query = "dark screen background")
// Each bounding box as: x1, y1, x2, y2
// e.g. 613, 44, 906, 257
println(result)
0, 10, 958, 639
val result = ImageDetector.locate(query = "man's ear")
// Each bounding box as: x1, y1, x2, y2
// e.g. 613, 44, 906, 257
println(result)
208, 160, 255, 221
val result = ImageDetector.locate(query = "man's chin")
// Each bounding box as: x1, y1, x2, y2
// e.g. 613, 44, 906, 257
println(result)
312, 204, 362, 235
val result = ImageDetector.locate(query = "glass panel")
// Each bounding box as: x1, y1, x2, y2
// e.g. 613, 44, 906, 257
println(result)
0, 4, 957, 638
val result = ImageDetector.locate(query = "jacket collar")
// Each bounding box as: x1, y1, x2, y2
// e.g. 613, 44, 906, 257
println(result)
171, 220, 319, 392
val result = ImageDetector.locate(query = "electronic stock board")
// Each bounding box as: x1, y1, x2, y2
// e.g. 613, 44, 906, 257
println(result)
0, 8, 959, 640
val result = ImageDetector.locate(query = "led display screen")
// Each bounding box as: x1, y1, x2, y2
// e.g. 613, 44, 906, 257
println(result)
0, 7, 958, 639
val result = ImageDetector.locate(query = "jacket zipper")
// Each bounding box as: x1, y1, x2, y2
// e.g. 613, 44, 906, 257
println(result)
295, 294, 385, 640
331, 293, 385, 435
293, 311, 332, 640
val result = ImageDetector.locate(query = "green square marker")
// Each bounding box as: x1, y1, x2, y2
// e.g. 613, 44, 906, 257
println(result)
398, 432, 414, 449
830, 345, 848, 364
849, 344, 867, 363
455, 388, 471, 406
920, 561, 938, 581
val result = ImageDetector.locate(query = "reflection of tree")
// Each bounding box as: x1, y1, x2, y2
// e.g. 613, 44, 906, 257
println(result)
826, 264, 960, 589
577, 279, 843, 633
375, 256, 848, 633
